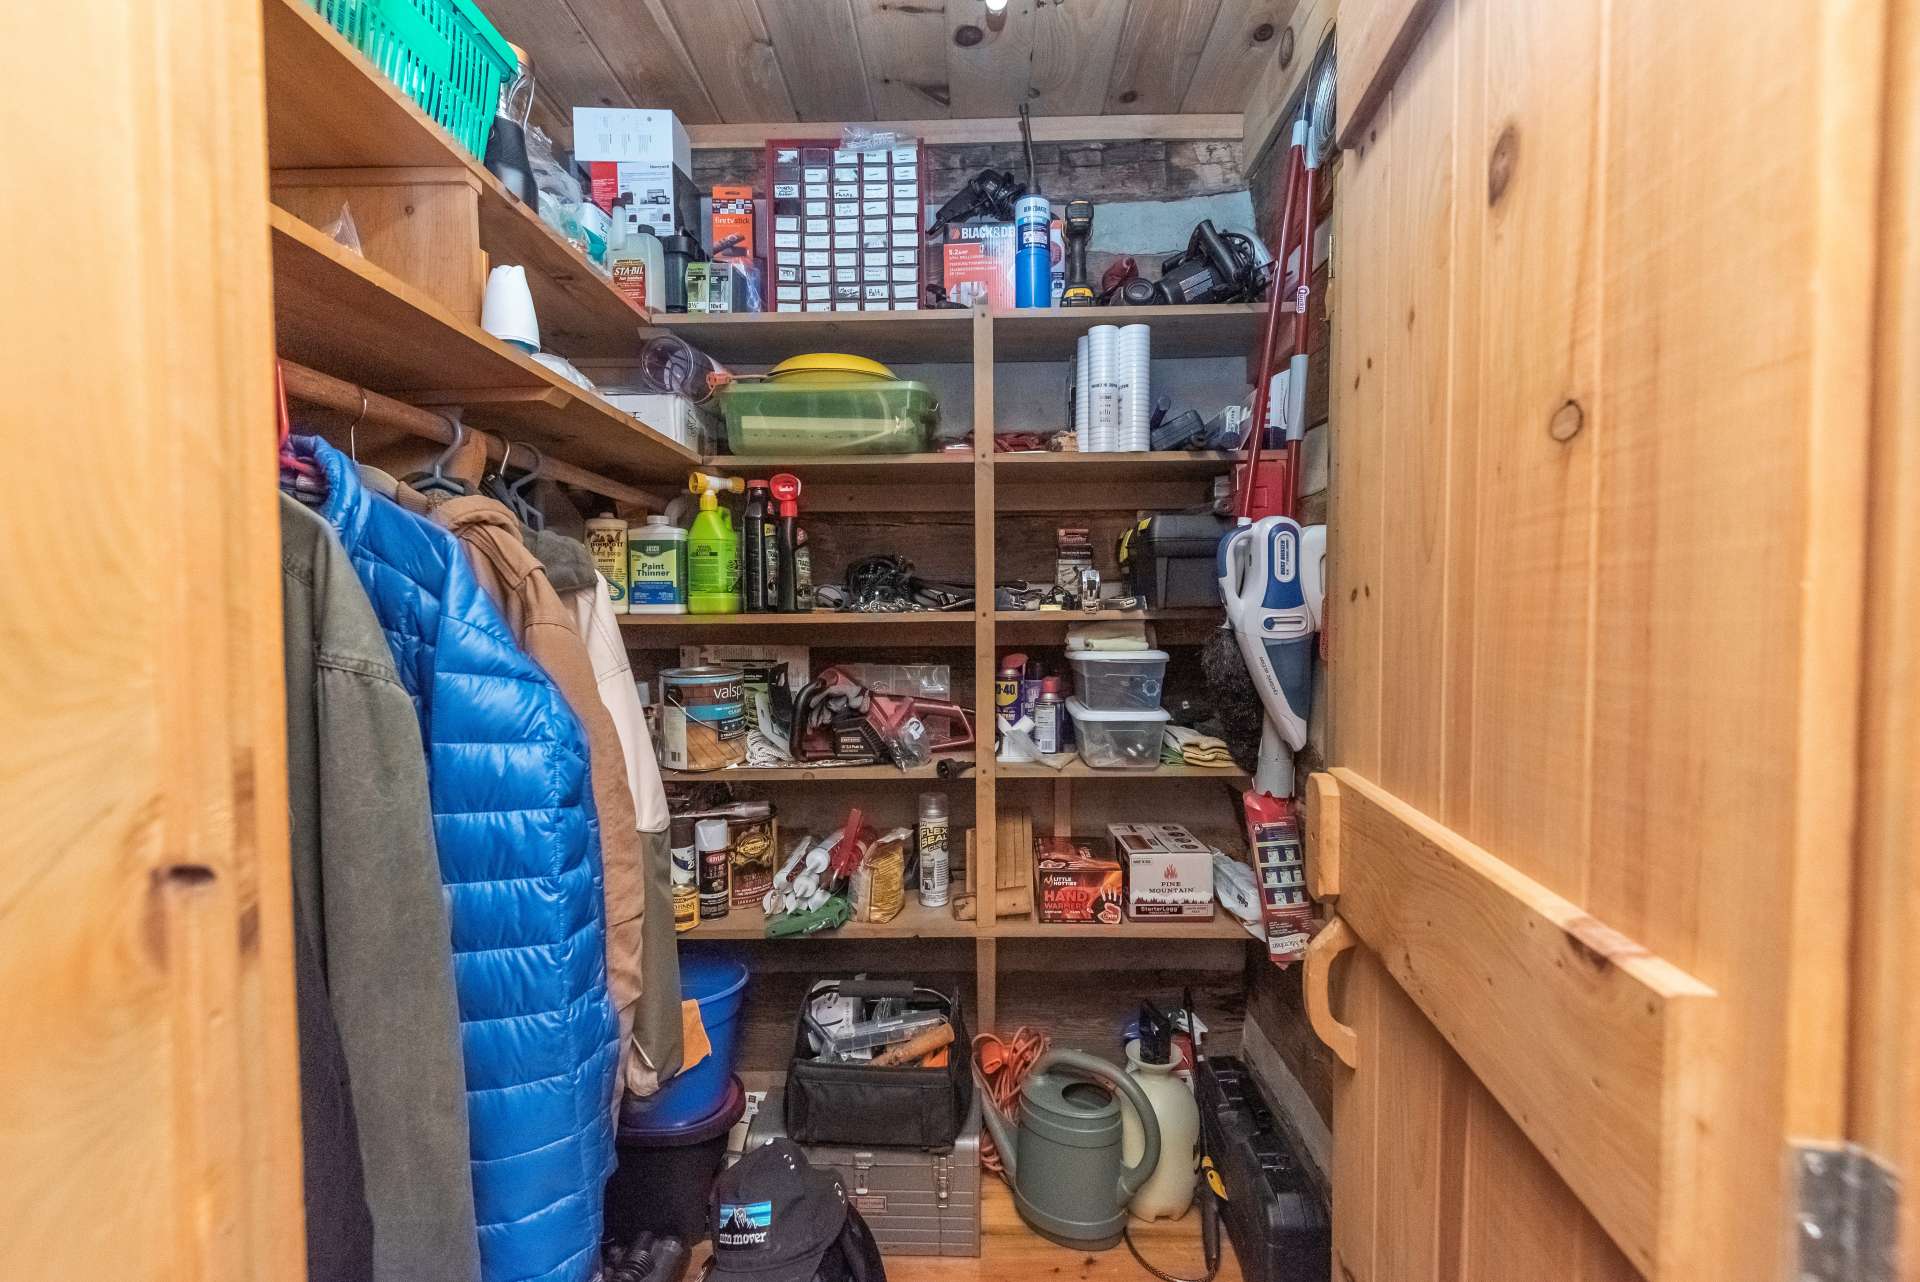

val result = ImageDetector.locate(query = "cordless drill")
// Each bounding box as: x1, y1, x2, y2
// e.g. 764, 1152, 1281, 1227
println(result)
1061, 199, 1095, 306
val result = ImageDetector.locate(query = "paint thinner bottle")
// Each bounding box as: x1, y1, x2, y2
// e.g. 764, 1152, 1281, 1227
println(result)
628, 516, 687, 614
917, 791, 949, 909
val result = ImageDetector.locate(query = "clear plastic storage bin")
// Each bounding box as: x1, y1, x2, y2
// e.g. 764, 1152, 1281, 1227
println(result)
717, 378, 938, 456
1067, 698, 1171, 769
1068, 649, 1170, 711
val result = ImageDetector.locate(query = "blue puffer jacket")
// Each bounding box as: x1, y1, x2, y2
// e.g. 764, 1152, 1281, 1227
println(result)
300, 439, 618, 1282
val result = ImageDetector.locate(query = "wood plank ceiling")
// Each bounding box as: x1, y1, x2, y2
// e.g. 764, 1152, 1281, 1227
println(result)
485, 0, 1296, 132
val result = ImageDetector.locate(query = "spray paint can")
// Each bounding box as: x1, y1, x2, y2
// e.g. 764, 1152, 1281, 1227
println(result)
696, 817, 731, 920
1014, 194, 1052, 309
585, 514, 630, 611
1032, 678, 1067, 755
670, 814, 699, 932
917, 792, 949, 908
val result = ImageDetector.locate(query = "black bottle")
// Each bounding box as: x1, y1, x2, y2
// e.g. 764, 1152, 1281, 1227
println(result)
743, 481, 769, 611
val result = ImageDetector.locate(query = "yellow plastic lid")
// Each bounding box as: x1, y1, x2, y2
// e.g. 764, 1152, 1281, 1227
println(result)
766, 353, 895, 383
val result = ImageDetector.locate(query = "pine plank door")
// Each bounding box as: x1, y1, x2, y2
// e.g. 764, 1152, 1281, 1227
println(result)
0, 0, 303, 1277
1302, 0, 1886, 1278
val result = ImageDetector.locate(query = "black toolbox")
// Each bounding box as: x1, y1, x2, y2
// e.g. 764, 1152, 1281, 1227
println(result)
786, 978, 972, 1152
1122, 513, 1232, 608
1197, 1055, 1330, 1282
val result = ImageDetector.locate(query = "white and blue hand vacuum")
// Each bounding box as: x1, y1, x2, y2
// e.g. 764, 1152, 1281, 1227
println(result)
1218, 516, 1327, 796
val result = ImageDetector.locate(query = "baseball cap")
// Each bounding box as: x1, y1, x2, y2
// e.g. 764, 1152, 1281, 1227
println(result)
707, 1138, 849, 1282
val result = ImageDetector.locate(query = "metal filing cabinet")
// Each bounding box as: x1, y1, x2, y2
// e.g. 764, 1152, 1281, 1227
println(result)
744, 1083, 982, 1256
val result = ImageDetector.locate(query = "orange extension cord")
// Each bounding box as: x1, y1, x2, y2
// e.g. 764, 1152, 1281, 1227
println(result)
971, 1026, 1050, 1176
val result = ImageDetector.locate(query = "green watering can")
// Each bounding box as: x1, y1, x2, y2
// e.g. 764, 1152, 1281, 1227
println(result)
976, 1049, 1162, 1250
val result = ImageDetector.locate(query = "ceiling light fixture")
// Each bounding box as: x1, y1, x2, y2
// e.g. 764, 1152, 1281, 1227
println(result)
983, 0, 1008, 32
983, 0, 1008, 11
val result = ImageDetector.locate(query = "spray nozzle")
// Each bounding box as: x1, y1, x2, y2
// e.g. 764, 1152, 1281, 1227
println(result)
688, 471, 745, 510
769, 472, 802, 516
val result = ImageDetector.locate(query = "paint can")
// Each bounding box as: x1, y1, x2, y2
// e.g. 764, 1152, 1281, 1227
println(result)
696, 817, 731, 920
659, 665, 747, 772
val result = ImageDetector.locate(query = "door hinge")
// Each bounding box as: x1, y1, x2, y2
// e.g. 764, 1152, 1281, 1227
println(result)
1793, 1143, 1899, 1282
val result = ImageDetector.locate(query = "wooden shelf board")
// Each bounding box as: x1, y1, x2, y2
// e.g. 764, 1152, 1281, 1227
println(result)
662, 755, 974, 783
677, 897, 974, 941
270, 208, 695, 483
994, 758, 1248, 780
992, 450, 1238, 483
621, 610, 975, 629
702, 452, 976, 483
992, 608, 1218, 623
262, 0, 648, 358
651, 309, 977, 366
688, 1154, 1245, 1282
989, 916, 1252, 940
990, 303, 1267, 361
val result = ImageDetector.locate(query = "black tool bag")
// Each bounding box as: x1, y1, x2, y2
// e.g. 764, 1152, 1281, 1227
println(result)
786, 978, 973, 1151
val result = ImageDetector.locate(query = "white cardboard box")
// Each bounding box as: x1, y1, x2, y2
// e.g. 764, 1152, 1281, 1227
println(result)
1111, 823, 1215, 922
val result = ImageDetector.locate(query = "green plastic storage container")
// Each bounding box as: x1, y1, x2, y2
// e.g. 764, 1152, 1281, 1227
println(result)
718, 379, 940, 456
308, 0, 516, 162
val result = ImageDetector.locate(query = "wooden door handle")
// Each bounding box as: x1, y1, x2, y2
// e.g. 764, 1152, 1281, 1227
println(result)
1303, 915, 1360, 1069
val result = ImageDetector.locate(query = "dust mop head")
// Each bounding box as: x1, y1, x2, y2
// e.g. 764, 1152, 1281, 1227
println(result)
1201, 625, 1266, 772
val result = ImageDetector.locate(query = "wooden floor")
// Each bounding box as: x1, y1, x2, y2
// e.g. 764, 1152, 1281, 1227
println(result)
694, 1177, 1242, 1282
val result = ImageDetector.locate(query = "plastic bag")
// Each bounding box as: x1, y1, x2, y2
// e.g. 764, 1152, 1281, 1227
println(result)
839, 124, 904, 153
322, 202, 363, 256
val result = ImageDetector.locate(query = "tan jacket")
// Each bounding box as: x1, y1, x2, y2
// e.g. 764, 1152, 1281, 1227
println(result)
570, 573, 681, 1093
401, 490, 648, 1097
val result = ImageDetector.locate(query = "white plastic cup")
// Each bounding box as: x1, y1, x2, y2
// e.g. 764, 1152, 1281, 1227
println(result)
482, 264, 540, 353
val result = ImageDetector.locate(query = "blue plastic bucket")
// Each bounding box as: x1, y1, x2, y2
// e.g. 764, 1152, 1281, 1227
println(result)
624, 953, 748, 1128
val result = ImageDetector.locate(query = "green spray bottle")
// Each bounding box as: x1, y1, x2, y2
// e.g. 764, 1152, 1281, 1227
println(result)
686, 471, 745, 614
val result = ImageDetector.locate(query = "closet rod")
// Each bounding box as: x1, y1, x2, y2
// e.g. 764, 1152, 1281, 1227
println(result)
280, 360, 660, 508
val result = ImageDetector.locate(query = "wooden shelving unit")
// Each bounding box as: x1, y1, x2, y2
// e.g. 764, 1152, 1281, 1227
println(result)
263, 1, 1261, 1033
263, 0, 649, 357
270, 209, 695, 482
617, 306, 1260, 1032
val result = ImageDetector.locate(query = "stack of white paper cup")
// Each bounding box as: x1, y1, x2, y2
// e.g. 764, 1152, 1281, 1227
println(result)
1119, 323, 1152, 451
1073, 333, 1091, 444
1086, 324, 1120, 452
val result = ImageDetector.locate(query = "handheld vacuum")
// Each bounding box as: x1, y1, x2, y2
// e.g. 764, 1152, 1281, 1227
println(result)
1218, 518, 1326, 796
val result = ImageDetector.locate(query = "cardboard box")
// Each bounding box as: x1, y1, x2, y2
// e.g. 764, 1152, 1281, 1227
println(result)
711, 184, 754, 264
1248, 804, 1312, 962
575, 107, 698, 237
1035, 836, 1125, 924
1111, 824, 1215, 922
939, 222, 1016, 310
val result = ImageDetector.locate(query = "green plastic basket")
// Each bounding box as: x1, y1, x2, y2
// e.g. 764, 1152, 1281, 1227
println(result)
308, 0, 516, 161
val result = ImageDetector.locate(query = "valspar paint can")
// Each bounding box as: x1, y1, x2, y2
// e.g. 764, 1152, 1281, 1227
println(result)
659, 665, 747, 772
585, 515, 630, 611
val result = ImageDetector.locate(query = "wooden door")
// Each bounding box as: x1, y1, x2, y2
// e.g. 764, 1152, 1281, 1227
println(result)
0, 2, 304, 1278
1303, 0, 1889, 1278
